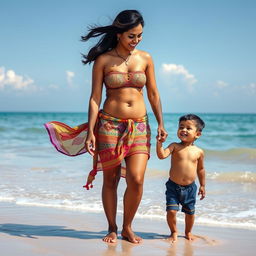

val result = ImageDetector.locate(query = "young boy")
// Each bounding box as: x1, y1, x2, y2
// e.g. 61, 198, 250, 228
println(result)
156, 114, 206, 242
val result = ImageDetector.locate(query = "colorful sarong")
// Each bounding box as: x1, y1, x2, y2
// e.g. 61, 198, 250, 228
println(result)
44, 110, 151, 190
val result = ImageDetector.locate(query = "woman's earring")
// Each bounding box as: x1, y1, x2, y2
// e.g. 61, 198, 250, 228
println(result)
117, 37, 120, 41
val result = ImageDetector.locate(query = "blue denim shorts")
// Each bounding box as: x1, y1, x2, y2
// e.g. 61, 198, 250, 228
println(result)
165, 179, 197, 215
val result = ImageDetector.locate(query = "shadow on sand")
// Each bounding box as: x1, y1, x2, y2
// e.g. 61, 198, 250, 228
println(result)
0, 223, 166, 240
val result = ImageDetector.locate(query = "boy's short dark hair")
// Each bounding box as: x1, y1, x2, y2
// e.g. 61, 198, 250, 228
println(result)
179, 114, 205, 132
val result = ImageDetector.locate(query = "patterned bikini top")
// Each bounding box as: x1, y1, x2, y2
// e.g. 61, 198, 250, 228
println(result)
104, 71, 146, 89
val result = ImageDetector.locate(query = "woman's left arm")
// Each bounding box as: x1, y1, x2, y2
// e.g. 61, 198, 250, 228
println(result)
145, 53, 168, 142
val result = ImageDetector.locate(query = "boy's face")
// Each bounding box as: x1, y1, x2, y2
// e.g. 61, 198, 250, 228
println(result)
177, 120, 201, 143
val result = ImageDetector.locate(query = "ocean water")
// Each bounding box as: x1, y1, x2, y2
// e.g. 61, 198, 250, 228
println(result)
0, 112, 256, 230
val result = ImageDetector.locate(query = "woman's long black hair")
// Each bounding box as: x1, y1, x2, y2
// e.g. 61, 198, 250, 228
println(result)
81, 10, 144, 65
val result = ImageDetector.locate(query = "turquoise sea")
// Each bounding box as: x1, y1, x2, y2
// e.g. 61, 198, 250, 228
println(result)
0, 112, 256, 230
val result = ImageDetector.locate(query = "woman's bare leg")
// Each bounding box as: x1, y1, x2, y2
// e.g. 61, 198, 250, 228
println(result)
102, 165, 121, 243
121, 154, 148, 243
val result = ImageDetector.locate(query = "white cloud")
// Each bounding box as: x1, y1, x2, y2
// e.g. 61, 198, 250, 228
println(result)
216, 80, 228, 89
248, 83, 256, 94
240, 82, 256, 95
66, 70, 75, 87
161, 63, 197, 85
213, 81, 256, 98
0, 66, 35, 90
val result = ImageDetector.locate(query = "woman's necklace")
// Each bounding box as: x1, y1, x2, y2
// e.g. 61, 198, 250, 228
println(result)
115, 48, 131, 66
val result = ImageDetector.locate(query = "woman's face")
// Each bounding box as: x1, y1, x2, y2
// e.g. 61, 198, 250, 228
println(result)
118, 23, 143, 51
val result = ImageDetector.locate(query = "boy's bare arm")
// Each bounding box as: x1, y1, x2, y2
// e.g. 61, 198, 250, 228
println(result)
197, 150, 206, 200
156, 140, 175, 159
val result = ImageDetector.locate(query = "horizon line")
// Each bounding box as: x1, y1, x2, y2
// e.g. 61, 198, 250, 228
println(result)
0, 111, 255, 114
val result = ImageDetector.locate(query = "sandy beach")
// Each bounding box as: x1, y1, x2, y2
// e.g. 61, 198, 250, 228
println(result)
1, 202, 255, 256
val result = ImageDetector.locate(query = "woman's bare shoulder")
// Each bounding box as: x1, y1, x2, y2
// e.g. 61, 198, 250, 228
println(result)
95, 52, 109, 61
135, 50, 153, 69
94, 51, 115, 68
102, 49, 117, 60
136, 49, 152, 59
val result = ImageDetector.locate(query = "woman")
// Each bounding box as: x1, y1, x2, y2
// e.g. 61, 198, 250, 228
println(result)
45, 10, 167, 244
83, 9, 167, 243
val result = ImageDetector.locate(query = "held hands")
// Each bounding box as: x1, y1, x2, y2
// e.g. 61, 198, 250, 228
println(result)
198, 186, 206, 200
85, 131, 96, 156
157, 125, 168, 142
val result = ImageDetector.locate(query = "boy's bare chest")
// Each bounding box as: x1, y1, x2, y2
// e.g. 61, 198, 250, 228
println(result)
173, 147, 199, 162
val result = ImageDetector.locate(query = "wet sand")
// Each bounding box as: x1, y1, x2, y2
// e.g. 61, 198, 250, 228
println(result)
0, 202, 255, 256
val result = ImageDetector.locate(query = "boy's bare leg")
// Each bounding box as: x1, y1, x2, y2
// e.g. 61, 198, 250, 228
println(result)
166, 210, 178, 242
185, 213, 195, 240
102, 166, 121, 243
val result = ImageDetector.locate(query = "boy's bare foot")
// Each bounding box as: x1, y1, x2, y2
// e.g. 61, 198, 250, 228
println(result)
102, 231, 117, 243
166, 232, 178, 243
121, 227, 142, 244
185, 232, 195, 241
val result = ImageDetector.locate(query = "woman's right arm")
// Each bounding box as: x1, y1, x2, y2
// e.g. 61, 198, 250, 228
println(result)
85, 56, 105, 155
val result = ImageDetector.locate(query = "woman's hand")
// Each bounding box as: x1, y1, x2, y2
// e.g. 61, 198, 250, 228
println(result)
85, 131, 96, 156
157, 125, 168, 142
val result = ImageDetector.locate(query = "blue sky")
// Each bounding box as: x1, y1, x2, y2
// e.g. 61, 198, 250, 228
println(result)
0, 0, 255, 113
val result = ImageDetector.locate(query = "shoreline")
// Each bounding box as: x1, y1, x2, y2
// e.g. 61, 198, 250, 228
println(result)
2, 199, 256, 232
2, 195, 256, 231
1, 202, 256, 255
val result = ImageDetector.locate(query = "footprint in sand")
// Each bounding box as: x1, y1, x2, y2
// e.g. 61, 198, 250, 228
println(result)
192, 235, 218, 246
161, 234, 218, 246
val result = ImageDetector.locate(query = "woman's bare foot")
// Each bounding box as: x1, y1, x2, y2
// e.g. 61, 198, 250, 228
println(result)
102, 231, 117, 243
166, 232, 178, 243
121, 227, 142, 244
185, 232, 196, 241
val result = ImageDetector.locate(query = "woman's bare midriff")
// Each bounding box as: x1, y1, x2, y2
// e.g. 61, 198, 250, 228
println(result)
103, 87, 147, 119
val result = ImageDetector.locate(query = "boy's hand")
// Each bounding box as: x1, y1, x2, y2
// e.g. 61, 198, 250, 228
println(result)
156, 135, 163, 143
157, 125, 168, 142
156, 133, 166, 142
198, 186, 205, 200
